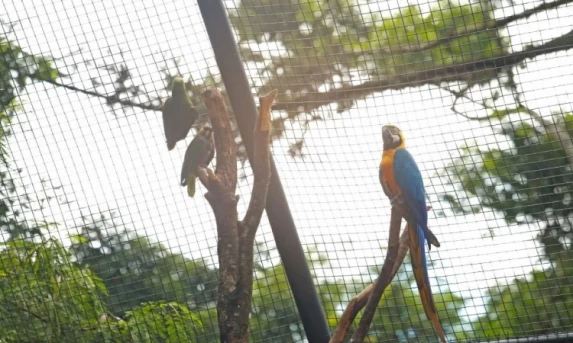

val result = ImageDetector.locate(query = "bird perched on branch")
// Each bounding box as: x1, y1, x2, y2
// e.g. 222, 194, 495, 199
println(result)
181, 126, 215, 197
379, 125, 447, 343
162, 76, 198, 151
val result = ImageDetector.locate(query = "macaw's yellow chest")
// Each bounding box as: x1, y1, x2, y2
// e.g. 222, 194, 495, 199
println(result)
380, 149, 402, 197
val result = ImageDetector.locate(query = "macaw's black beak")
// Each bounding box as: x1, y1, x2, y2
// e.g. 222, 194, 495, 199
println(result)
382, 127, 401, 146
382, 127, 392, 144
382, 126, 402, 150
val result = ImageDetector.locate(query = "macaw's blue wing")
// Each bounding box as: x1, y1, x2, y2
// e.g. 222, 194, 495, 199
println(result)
393, 148, 428, 242
394, 148, 446, 343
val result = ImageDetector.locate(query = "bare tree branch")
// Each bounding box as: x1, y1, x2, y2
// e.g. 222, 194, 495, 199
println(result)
233, 90, 277, 340
196, 89, 276, 343
241, 90, 277, 240
43, 79, 162, 112
273, 30, 573, 114
202, 90, 237, 191
41, 27, 573, 130
198, 89, 240, 342
386, 0, 573, 54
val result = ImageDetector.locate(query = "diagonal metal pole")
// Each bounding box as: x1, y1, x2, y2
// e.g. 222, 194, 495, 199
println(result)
196, 1, 331, 342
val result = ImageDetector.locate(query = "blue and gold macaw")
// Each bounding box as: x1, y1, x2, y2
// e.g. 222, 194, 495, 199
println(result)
379, 125, 446, 343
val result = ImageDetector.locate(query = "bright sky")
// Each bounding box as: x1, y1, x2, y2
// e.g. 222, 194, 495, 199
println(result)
1, 0, 573, 323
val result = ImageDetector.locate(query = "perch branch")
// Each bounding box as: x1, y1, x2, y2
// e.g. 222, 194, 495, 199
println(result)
202, 90, 237, 191
330, 226, 411, 343
240, 89, 277, 240
199, 89, 241, 342
333, 205, 438, 343
197, 89, 276, 343
350, 206, 403, 342
233, 90, 277, 338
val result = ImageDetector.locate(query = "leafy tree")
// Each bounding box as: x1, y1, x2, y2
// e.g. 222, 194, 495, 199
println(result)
469, 254, 573, 340
0, 28, 60, 240
443, 109, 573, 257
0, 238, 203, 342
70, 217, 219, 316
441, 106, 573, 339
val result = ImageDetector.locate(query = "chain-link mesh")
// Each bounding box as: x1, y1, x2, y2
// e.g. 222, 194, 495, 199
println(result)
0, 0, 572, 342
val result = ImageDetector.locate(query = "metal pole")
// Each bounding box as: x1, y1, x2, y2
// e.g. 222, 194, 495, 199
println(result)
196, 1, 331, 342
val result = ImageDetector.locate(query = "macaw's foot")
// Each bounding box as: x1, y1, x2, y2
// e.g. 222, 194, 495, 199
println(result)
390, 194, 405, 207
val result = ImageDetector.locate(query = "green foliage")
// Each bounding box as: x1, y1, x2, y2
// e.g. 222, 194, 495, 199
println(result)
469, 253, 573, 340
0, 238, 106, 342
251, 263, 301, 342
0, 32, 61, 241
230, 0, 506, 118
443, 110, 573, 257
123, 301, 203, 342
0, 237, 206, 342
0, 35, 59, 113
443, 107, 573, 339
70, 217, 219, 316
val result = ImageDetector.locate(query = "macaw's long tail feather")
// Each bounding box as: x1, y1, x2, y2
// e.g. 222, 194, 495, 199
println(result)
187, 175, 196, 197
408, 222, 447, 343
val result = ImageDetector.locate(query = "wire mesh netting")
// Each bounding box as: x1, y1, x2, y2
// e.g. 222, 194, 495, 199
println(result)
0, 0, 573, 342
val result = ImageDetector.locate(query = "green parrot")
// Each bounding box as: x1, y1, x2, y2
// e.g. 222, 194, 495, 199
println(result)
162, 76, 198, 151
181, 126, 215, 197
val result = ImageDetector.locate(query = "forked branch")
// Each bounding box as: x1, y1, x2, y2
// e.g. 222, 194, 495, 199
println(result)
196, 89, 277, 343
332, 205, 439, 343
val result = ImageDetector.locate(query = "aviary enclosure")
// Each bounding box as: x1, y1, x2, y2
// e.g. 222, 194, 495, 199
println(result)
0, 0, 572, 342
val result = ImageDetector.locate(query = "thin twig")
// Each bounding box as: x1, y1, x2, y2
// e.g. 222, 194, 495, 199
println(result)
522, 107, 573, 168
43, 79, 161, 111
